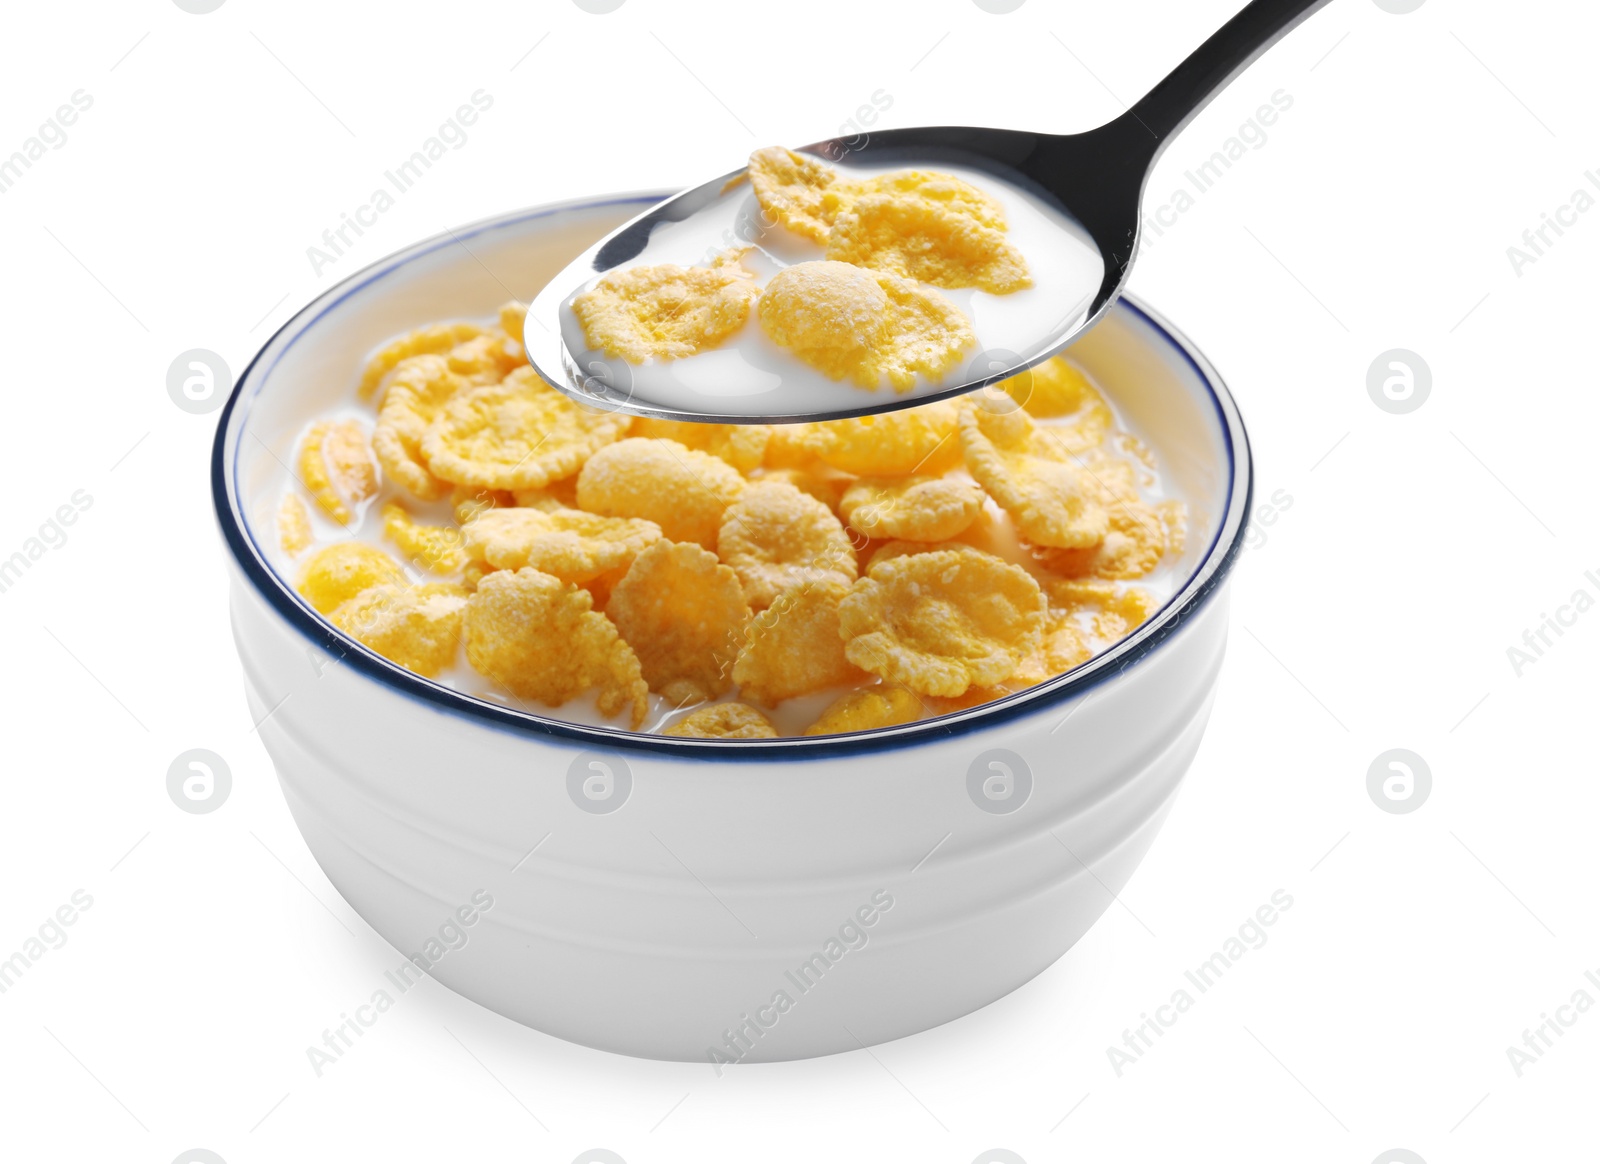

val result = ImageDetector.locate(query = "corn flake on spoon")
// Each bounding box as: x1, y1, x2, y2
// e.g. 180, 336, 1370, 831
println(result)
525, 0, 1332, 423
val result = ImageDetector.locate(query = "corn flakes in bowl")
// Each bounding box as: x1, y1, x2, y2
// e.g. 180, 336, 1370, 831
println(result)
214, 192, 1251, 1062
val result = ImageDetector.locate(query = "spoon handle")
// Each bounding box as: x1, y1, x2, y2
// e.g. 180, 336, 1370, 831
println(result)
1121, 0, 1333, 158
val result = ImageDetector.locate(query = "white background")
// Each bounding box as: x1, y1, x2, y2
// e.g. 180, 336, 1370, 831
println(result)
1, 0, 1595, 1161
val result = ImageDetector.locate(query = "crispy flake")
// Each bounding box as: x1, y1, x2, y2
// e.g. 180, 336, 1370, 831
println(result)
464, 567, 648, 728
330, 582, 467, 678
803, 685, 924, 736
297, 542, 406, 614
733, 578, 866, 706
757, 261, 974, 391
577, 437, 745, 549
840, 475, 983, 542
421, 366, 629, 491
837, 548, 1044, 697
607, 540, 751, 702
716, 480, 857, 609
664, 702, 778, 739
382, 502, 467, 574
462, 506, 661, 584
959, 404, 1108, 549
572, 249, 758, 363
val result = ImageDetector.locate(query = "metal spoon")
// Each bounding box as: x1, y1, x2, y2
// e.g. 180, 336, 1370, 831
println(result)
526, 0, 1331, 423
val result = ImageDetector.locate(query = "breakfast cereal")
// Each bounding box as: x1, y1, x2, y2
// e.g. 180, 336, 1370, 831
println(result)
275, 267, 1185, 737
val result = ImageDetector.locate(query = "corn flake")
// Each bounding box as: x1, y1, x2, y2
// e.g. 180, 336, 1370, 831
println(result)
462, 506, 660, 584
757, 465, 854, 513
452, 485, 516, 525
808, 399, 964, 476
445, 330, 524, 384
421, 366, 629, 491
572, 249, 758, 363
664, 702, 778, 739
358, 321, 484, 400
464, 567, 648, 728
498, 300, 528, 347
959, 404, 1107, 549
373, 354, 462, 501
998, 356, 1112, 442
297, 542, 406, 614
1036, 501, 1171, 580
840, 475, 983, 542
382, 502, 467, 574
826, 174, 1031, 294
631, 418, 771, 473
757, 261, 974, 391
330, 582, 467, 678
577, 437, 746, 549
803, 685, 924, 736
607, 539, 750, 703
297, 419, 376, 526
717, 480, 858, 609
747, 146, 839, 243
278, 494, 312, 556
733, 578, 867, 706
837, 548, 1044, 697
1047, 579, 1157, 641
763, 422, 822, 468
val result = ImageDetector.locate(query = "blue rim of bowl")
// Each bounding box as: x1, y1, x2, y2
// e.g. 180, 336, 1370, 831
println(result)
213, 192, 1253, 762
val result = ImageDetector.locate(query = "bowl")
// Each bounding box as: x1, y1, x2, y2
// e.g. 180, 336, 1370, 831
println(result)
213, 192, 1252, 1063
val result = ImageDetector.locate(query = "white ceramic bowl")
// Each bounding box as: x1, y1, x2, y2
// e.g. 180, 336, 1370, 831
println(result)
214, 193, 1252, 1063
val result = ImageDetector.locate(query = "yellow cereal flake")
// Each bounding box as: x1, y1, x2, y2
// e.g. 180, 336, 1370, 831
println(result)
959, 404, 1108, 549
1158, 498, 1188, 557
464, 567, 648, 728
757, 261, 974, 391
998, 356, 1112, 441
461, 506, 661, 585
631, 418, 771, 472
510, 477, 579, 511
452, 485, 516, 525
373, 355, 462, 501
808, 399, 965, 476
1010, 616, 1090, 686
297, 419, 377, 526
840, 475, 982, 542
329, 582, 468, 678
757, 465, 854, 513
828, 169, 1009, 231
863, 538, 988, 573
733, 579, 867, 706
763, 422, 822, 468
837, 548, 1044, 697
445, 330, 524, 384
498, 300, 527, 346
572, 249, 758, 363
607, 540, 751, 703
826, 173, 1031, 293
577, 438, 746, 549
278, 494, 312, 556
381, 503, 466, 574
747, 146, 839, 243
803, 685, 924, 736
1048, 579, 1157, 642
1036, 502, 1172, 580
717, 480, 858, 609
1074, 445, 1141, 504
664, 702, 778, 739
421, 367, 629, 491
297, 542, 406, 614
358, 321, 484, 399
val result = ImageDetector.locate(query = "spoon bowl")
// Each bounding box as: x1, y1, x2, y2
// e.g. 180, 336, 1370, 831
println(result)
525, 0, 1331, 423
